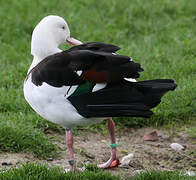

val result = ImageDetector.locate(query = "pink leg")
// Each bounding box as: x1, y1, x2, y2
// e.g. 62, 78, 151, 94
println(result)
98, 118, 119, 168
65, 130, 84, 172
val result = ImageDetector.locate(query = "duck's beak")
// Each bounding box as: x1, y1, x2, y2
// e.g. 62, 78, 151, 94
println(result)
66, 37, 82, 46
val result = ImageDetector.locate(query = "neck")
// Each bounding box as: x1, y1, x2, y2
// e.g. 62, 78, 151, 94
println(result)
28, 48, 62, 73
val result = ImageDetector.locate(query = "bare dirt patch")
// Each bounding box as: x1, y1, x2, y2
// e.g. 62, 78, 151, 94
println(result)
0, 127, 195, 177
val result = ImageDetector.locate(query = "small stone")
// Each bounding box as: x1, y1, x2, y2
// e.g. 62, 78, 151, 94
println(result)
133, 170, 144, 175
184, 171, 195, 176
101, 140, 107, 143
170, 143, 184, 151
120, 153, 134, 166
2, 162, 12, 166
143, 131, 159, 141
47, 158, 53, 161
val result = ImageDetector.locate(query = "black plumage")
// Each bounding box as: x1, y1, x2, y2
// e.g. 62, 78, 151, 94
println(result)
68, 79, 176, 118
30, 42, 177, 118
31, 42, 143, 87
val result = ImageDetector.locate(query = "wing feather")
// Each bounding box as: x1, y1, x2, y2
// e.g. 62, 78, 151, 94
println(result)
31, 42, 143, 87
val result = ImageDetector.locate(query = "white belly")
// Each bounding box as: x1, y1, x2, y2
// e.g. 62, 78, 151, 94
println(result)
24, 75, 105, 129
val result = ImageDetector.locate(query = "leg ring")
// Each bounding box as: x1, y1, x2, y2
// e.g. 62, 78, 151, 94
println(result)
68, 159, 75, 166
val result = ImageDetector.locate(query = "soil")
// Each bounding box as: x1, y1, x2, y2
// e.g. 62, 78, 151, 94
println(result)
0, 127, 195, 177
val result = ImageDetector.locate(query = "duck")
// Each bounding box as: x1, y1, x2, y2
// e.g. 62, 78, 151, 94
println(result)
24, 15, 177, 171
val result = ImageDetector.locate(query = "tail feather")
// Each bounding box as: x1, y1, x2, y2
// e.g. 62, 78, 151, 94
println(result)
84, 109, 153, 118
135, 79, 177, 108
68, 79, 177, 118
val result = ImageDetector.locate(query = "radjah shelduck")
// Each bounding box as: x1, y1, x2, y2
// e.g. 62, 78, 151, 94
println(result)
24, 15, 177, 171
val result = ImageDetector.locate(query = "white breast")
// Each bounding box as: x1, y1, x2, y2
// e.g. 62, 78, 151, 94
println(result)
24, 75, 104, 129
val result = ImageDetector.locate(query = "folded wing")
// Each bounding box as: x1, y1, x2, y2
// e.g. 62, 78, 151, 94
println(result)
31, 42, 143, 87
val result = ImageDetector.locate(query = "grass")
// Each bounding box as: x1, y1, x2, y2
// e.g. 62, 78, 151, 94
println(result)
131, 170, 196, 180
0, 113, 57, 158
0, 163, 195, 180
187, 126, 196, 139
0, 163, 120, 180
0, 0, 196, 178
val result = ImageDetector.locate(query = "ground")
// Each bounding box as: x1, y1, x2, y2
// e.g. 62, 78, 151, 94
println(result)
0, 0, 196, 179
0, 127, 195, 178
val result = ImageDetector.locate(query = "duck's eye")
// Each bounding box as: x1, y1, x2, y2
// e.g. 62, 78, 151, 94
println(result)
62, 26, 65, 30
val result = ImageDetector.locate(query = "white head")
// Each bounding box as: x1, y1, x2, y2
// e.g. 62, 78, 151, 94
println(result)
31, 15, 82, 59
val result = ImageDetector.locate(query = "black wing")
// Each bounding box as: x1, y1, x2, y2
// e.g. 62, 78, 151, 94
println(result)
31, 42, 143, 87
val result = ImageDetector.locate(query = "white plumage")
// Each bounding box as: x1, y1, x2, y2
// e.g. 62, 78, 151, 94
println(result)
24, 15, 105, 129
